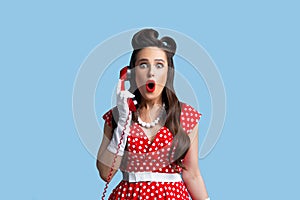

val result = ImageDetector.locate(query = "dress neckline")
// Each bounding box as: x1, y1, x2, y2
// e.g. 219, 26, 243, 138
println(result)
133, 122, 165, 143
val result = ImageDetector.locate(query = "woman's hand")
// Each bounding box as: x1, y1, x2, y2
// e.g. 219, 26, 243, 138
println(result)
116, 79, 135, 122
106, 79, 135, 156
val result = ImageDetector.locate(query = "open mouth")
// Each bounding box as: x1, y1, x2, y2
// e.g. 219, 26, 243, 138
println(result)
146, 80, 156, 93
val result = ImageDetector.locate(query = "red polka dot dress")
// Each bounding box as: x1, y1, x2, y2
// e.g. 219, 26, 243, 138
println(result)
102, 103, 201, 200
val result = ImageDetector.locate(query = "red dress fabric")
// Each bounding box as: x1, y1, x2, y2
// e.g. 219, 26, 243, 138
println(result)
102, 103, 201, 200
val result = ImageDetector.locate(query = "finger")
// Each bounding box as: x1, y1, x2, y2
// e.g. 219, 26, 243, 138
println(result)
119, 91, 124, 99
117, 79, 122, 94
123, 90, 135, 99
119, 90, 134, 100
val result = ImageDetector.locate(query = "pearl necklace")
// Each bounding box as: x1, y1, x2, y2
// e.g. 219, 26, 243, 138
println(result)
137, 103, 165, 128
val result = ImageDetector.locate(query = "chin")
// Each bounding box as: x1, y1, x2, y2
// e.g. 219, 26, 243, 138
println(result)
140, 90, 164, 102
140, 92, 154, 100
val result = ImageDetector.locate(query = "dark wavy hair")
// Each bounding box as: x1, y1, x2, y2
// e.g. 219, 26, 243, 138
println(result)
126, 28, 191, 169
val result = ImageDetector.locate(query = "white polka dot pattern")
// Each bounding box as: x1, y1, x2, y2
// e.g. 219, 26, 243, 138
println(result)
101, 103, 202, 200
124, 124, 178, 173
110, 181, 190, 200
180, 103, 202, 134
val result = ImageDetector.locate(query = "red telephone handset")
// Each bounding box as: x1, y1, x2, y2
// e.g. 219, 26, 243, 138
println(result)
119, 66, 136, 112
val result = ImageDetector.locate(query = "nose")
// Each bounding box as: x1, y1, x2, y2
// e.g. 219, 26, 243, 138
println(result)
147, 65, 155, 77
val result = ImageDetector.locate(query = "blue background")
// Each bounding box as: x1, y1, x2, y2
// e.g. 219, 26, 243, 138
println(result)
1, 0, 299, 199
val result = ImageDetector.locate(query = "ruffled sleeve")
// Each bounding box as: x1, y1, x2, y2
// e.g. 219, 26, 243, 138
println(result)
180, 103, 202, 134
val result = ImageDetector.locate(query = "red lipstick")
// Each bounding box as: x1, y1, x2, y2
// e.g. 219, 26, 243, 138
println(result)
146, 80, 156, 93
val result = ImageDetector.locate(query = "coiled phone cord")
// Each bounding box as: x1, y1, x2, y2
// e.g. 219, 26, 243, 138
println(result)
101, 113, 131, 200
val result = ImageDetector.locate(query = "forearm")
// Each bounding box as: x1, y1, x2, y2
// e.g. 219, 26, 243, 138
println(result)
182, 125, 209, 199
183, 170, 209, 200
96, 133, 123, 182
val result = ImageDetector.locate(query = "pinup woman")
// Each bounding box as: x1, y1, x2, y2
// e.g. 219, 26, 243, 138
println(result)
96, 28, 210, 200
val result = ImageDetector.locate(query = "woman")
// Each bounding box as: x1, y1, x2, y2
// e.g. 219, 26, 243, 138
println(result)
97, 28, 209, 200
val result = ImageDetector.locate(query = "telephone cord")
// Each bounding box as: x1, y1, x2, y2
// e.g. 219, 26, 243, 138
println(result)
101, 112, 131, 200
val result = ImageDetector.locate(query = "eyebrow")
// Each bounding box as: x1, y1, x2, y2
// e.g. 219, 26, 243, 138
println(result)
155, 59, 166, 63
136, 58, 166, 63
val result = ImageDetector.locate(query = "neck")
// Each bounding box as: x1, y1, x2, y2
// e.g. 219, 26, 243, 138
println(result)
137, 97, 166, 126
140, 98, 163, 110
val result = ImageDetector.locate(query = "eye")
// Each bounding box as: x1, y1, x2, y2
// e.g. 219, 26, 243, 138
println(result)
156, 63, 164, 68
139, 63, 148, 69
